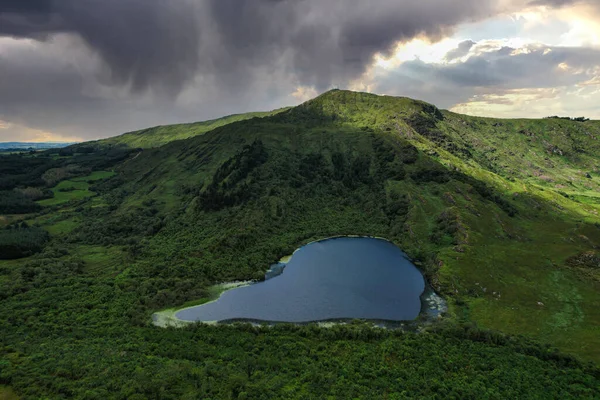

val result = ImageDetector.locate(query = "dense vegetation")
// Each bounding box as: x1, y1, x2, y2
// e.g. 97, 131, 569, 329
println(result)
1, 90, 600, 398
0, 224, 49, 260
2, 323, 599, 399
0, 191, 42, 215
546, 116, 590, 122
0, 148, 133, 191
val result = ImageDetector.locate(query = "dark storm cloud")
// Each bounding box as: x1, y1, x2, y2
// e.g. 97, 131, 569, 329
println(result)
0, 0, 201, 94
0, 36, 298, 141
202, 0, 499, 89
1, 0, 597, 141
2, 0, 591, 96
1, 0, 504, 94
0, 0, 53, 13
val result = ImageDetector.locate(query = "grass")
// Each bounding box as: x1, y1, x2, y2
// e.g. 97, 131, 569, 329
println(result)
95, 109, 290, 149
24, 213, 81, 235
444, 219, 600, 360
45, 217, 80, 235
153, 281, 254, 327
0, 387, 19, 400
37, 171, 115, 206
72, 171, 115, 182
70, 245, 126, 276
37, 180, 93, 206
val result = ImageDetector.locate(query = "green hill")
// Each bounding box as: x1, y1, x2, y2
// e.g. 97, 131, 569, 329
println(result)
1, 90, 599, 398
91, 109, 290, 149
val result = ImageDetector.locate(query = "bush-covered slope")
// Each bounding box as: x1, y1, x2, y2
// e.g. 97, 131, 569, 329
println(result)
1, 90, 600, 398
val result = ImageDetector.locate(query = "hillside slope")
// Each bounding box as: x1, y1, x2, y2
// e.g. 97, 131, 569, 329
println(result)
90, 108, 289, 149
114, 90, 600, 357
1, 90, 600, 398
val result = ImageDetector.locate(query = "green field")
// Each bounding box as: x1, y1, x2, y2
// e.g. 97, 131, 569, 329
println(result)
44, 217, 80, 235
72, 171, 116, 182
0, 386, 19, 400
1, 90, 599, 398
37, 171, 115, 206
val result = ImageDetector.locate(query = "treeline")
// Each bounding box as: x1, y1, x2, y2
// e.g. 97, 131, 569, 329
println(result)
58, 146, 137, 170
0, 247, 81, 300
1, 318, 598, 399
199, 135, 422, 213
0, 190, 43, 214
546, 116, 590, 122
0, 154, 58, 190
70, 200, 163, 247
198, 139, 381, 212
199, 140, 268, 210
0, 223, 49, 259
0, 147, 135, 191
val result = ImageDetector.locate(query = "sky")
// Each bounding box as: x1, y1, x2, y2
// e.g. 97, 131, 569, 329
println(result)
0, 0, 599, 142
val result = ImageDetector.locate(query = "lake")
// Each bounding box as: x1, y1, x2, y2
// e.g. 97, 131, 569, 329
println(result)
176, 237, 426, 323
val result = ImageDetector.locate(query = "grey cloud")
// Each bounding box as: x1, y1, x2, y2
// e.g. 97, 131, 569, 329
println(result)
0, 0, 53, 14
529, 0, 600, 9
1, 0, 508, 95
203, 0, 500, 90
445, 40, 476, 61
373, 43, 600, 109
0, 0, 201, 94
529, 0, 579, 6
2, 0, 587, 96
0, 0, 515, 141
0, 38, 299, 141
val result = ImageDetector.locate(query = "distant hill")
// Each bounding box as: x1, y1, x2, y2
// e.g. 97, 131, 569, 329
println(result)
0, 142, 75, 151
90, 108, 290, 149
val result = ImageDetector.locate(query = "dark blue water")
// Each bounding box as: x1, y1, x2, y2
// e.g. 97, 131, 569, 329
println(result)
176, 237, 425, 323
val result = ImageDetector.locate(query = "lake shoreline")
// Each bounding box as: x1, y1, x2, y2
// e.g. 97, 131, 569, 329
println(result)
153, 281, 253, 328
152, 235, 446, 328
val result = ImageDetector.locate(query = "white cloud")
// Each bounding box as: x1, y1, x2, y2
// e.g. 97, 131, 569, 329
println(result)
450, 86, 600, 119
343, 0, 600, 119
375, 38, 463, 68
292, 86, 320, 102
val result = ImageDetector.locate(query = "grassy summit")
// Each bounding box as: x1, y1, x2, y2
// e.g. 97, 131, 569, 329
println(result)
1, 90, 599, 398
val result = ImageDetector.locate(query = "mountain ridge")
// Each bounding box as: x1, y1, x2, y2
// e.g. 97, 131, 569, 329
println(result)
87, 108, 291, 150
